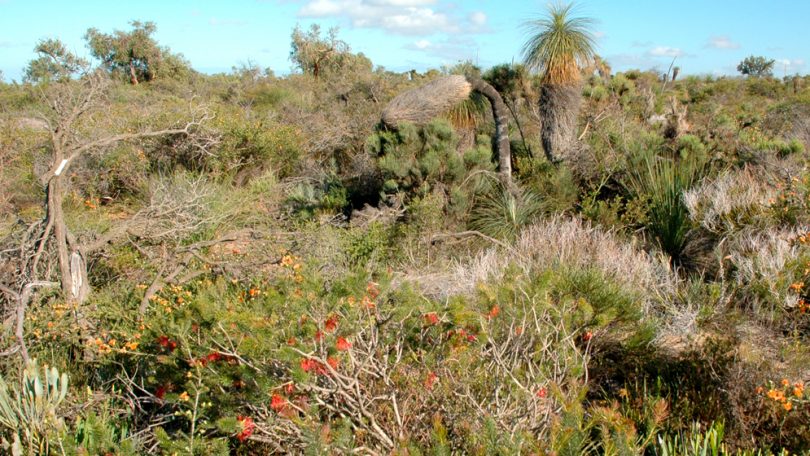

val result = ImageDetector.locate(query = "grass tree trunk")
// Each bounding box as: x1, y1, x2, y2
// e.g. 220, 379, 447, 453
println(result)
539, 83, 581, 164
468, 77, 513, 190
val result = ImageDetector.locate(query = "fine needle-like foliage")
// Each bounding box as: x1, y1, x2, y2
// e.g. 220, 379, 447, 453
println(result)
522, 2, 597, 85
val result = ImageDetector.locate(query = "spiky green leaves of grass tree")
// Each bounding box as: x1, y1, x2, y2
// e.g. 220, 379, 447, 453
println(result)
470, 185, 542, 241
628, 147, 706, 264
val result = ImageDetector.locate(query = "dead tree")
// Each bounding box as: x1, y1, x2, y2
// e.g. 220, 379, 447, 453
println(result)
30, 71, 211, 307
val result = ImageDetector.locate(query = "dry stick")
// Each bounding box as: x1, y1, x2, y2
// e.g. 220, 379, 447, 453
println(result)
429, 230, 527, 261
1, 281, 58, 362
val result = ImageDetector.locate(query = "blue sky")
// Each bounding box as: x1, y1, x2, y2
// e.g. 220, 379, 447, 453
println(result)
1, 0, 807, 82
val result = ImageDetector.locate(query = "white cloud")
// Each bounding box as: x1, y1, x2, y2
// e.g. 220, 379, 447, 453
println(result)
298, 0, 483, 35
468, 11, 486, 26
705, 35, 740, 50
405, 36, 477, 62
776, 58, 806, 74
647, 46, 685, 58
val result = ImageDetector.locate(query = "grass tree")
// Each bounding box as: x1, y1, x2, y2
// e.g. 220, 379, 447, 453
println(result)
522, 2, 596, 163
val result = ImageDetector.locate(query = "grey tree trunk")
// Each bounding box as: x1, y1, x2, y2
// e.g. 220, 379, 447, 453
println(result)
48, 177, 90, 305
467, 77, 512, 189
539, 83, 581, 164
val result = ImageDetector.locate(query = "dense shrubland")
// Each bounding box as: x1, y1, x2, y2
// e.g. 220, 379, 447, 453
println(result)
1, 19, 810, 455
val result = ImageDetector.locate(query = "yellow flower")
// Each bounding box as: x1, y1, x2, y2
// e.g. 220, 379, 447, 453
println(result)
179, 391, 190, 401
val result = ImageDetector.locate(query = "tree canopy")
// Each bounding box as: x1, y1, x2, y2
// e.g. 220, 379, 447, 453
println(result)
289, 24, 369, 79
521, 2, 596, 85
85, 20, 190, 84
24, 39, 88, 83
737, 55, 776, 78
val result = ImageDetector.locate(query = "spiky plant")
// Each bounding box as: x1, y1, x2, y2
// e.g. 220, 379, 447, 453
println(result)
522, 2, 596, 163
629, 150, 705, 264
470, 186, 542, 241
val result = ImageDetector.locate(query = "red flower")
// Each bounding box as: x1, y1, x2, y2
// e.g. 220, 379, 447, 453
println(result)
206, 352, 222, 363
235, 416, 255, 442
336, 337, 352, 351
536, 387, 547, 398
285, 383, 295, 394
327, 356, 339, 370
424, 371, 438, 390
155, 385, 168, 399
156, 335, 177, 351
314, 330, 324, 343
366, 282, 380, 299
424, 312, 440, 326
300, 358, 317, 372
271, 393, 288, 413
287, 337, 297, 346
583, 331, 593, 342
487, 305, 500, 319
324, 315, 339, 333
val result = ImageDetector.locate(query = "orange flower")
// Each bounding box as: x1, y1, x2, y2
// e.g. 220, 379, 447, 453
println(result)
783, 401, 793, 411
755, 386, 764, 394
327, 356, 339, 370
487, 305, 500, 319
336, 337, 352, 351
782, 379, 790, 387
179, 391, 190, 402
